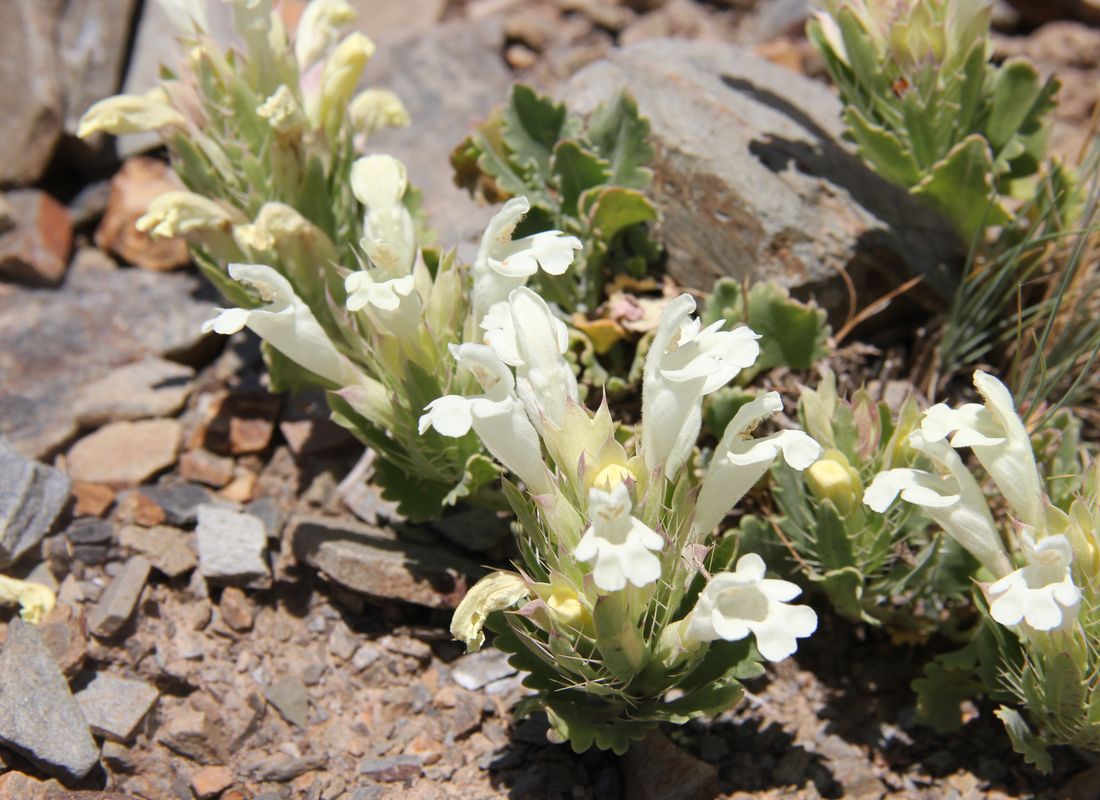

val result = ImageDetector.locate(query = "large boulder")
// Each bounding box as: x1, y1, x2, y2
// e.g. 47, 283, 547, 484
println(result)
562, 40, 961, 310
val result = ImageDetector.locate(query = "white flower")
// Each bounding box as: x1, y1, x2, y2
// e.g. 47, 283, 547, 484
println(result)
350, 155, 416, 276
136, 191, 239, 238
921, 370, 1044, 529
345, 271, 421, 340
419, 344, 552, 495
864, 431, 1013, 577
294, 0, 356, 72
202, 263, 365, 389
694, 393, 822, 534
641, 294, 761, 479
77, 88, 187, 139
349, 89, 410, 135
257, 85, 306, 135
685, 554, 817, 662
989, 534, 1081, 632
481, 287, 578, 431
471, 197, 582, 322
574, 483, 663, 592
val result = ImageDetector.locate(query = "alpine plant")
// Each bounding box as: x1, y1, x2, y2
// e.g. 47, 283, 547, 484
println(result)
442, 292, 822, 753
867, 370, 1100, 771
77, 0, 582, 520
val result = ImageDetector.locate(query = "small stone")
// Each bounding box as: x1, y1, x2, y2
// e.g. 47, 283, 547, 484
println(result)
179, 449, 236, 488
351, 644, 382, 672
451, 650, 517, 692
219, 586, 254, 632
67, 419, 183, 489
63, 517, 114, 566
622, 731, 718, 800
114, 490, 168, 527
200, 390, 281, 456
196, 505, 270, 588
38, 604, 89, 678
158, 707, 226, 765
94, 157, 190, 271
137, 482, 212, 527
0, 620, 100, 780
327, 622, 358, 661
101, 740, 135, 772
0, 439, 72, 567
74, 357, 194, 427
88, 555, 150, 638
278, 392, 355, 457
218, 468, 257, 504
290, 515, 483, 608
264, 676, 309, 728
191, 765, 234, 799
358, 754, 423, 782
117, 524, 197, 578
71, 481, 115, 517
75, 671, 159, 742
0, 190, 73, 287
249, 753, 326, 782
404, 735, 442, 766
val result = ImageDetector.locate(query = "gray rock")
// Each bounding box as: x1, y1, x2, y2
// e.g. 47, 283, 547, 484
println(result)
74, 671, 159, 742
428, 506, 511, 554
58, 0, 141, 134
289, 514, 484, 609
195, 505, 270, 587
562, 40, 961, 309
118, 524, 197, 578
622, 730, 718, 800
263, 676, 309, 728
0, 0, 62, 186
0, 255, 218, 459
64, 517, 115, 565
365, 19, 511, 254
89, 556, 151, 638
74, 357, 195, 427
138, 482, 214, 527
0, 620, 100, 780
0, 439, 71, 567
359, 754, 423, 782
451, 650, 517, 692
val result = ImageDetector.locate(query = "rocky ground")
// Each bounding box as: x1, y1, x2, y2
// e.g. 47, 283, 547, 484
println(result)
2, 0, 1100, 798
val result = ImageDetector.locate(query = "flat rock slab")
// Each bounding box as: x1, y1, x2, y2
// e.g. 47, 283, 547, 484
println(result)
117, 524, 197, 578
562, 39, 961, 308
0, 257, 218, 459
67, 419, 183, 489
89, 556, 151, 638
263, 676, 309, 729
74, 672, 158, 743
74, 357, 195, 427
289, 514, 484, 609
0, 620, 100, 781
0, 190, 73, 287
0, 438, 71, 566
622, 730, 718, 800
195, 505, 270, 588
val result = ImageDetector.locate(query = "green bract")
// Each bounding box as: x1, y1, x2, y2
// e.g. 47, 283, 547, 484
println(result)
808, 0, 1059, 240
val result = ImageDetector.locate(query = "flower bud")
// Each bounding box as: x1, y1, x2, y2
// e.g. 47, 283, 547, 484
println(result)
349, 88, 410, 135
77, 88, 186, 139
805, 449, 862, 516
137, 191, 240, 238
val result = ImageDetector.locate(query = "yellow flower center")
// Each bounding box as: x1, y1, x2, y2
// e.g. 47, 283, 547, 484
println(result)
592, 462, 634, 492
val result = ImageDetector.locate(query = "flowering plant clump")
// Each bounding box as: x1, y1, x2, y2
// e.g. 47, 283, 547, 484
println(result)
77, 0, 586, 520
736, 369, 977, 637
808, 0, 1060, 240
444, 291, 822, 752
868, 370, 1100, 770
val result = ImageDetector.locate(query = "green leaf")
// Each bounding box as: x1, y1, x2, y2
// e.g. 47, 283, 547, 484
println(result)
1045, 651, 1087, 726
442, 453, 503, 507
501, 84, 567, 180
581, 186, 658, 240
912, 134, 1011, 239
812, 501, 856, 571
593, 593, 649, 683
912, 659, 984, 733
552, 140, 611, 217
843, 107, 922, 187
585, 90, 654, 190
995, 707, 1053, 773
986, 59, 1044, 153
814, 568, 866, 624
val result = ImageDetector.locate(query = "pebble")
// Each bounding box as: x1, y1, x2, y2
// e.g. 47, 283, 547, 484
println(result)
179, 449, 236, 488
263, 676, 310, 728
64, 517, 115, 566
196, 505, 271, 588
0, 190, 73, 287
451, 650, 517, 692
219, 586, 254, 632
94, 157, 189, 271
191, 765, 234, 799
0, 620, 100, 780
201, 390, 281, 456
622, 731, 718, 800
71, 481, 116, 517
158, 707, 225, 765
114, 490, 168, 527
75, 671, 159, 742
88, 556, 151, 638
0, 439, 71, 566
327, 622, 358, 662
137, 482, 213, 527
73, 357, 195, 427
66, 419, 183, 489
38, 604, 89, 678
117, 524, 197, 578
358, 754, 423, 782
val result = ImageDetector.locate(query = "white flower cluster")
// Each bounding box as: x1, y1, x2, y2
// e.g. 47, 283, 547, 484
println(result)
865, 371, 1081, 633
